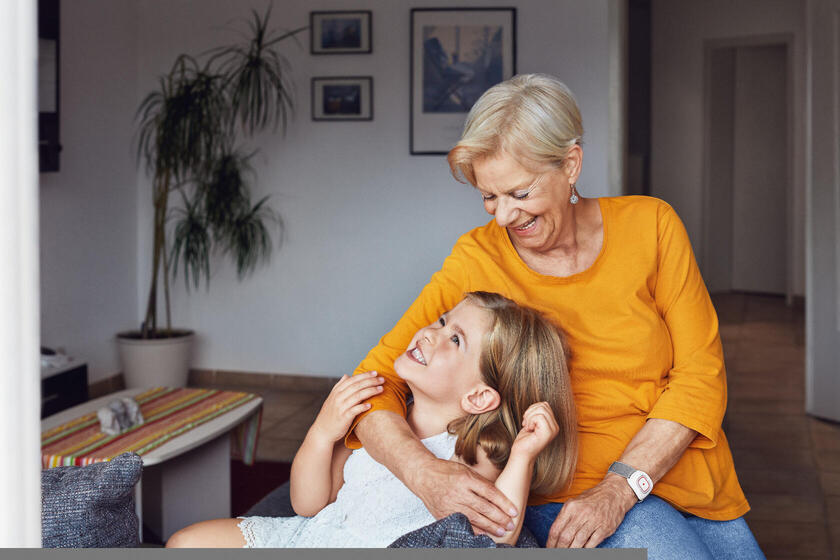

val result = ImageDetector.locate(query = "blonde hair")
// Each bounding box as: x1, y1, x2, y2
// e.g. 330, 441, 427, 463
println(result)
447, 73, 584, 185
448, 291, 578, 496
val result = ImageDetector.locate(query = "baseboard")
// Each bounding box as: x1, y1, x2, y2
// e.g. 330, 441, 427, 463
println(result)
89, 369, 335, 398
189, 369, 337, 392
88, 373, 125, 399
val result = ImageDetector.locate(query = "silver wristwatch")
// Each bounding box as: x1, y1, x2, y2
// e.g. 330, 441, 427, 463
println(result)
608, 461, 653, 502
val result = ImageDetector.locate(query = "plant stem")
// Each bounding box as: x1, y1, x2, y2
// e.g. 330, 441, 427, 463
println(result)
142, 186, 161, 338
161, 186, 172, 334
142, 173, 172, 338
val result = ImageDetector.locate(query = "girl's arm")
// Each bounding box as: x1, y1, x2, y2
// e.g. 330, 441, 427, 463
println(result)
488, 451, 535, 545
289, 372, 385, 516
463, 402, 560, 546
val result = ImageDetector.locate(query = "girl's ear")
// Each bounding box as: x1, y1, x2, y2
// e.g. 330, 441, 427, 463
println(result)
461, 384, 501, 415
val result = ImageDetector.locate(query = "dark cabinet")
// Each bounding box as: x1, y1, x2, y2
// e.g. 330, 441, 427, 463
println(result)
41, 363, 88, 418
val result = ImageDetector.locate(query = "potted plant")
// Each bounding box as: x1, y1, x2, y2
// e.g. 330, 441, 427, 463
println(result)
117, 7, 305, 388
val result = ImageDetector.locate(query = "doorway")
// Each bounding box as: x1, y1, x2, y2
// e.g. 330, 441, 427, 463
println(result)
703, 40, 792, 296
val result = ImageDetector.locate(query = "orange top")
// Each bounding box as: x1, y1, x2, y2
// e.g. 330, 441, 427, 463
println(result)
347, 196, 749, 521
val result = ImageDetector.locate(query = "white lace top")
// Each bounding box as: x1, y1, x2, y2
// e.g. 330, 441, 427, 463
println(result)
237, 431, 457, 548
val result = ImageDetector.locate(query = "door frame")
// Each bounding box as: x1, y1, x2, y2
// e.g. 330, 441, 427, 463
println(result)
701, 33, 796, 300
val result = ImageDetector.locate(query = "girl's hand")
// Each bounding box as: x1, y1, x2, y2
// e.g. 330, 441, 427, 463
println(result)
510, 402, 559, 460
308, 372, 385, 444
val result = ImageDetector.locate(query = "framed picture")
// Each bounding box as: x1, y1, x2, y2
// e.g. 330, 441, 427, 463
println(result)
410, 7, 517, 155
310, 11, 372, 54
312, 77, 373, 121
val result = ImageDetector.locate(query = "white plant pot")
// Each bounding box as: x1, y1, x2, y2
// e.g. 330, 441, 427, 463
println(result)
116, 331, 195, 388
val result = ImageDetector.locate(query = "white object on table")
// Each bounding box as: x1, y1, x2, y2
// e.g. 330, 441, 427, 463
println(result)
41, 387, 263, 543
40, 356, 79, 379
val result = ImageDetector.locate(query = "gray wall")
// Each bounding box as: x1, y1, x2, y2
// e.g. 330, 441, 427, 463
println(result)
39, 0, 139, 380
730, 45, 788, 293
651, 0, 806, 296
41, 0, 617, 382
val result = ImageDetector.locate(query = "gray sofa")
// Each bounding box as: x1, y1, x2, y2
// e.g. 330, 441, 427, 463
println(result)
41, 454, 536, 548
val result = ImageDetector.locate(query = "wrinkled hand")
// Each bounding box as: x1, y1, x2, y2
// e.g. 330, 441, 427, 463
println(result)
510, 402, 559, 461
309, 372, 384, 444
546, 476, 637, 548
411, 457, 518, 537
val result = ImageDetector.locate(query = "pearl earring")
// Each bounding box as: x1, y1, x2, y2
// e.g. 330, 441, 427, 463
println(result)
569, 184, 580, 205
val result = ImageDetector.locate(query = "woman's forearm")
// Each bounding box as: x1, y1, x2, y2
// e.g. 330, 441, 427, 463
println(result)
545, 418, 698, 548
618, 418, 697, 482
355, 410, 436, 484
356, 409, 518, 535
604, 418, 698, 507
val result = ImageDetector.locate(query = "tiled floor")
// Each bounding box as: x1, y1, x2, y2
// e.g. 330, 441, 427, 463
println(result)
203, 293, 839, 558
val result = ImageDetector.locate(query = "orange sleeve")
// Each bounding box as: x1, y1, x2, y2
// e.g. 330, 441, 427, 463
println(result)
647, 203, 727, 449
344, 241, 470, 448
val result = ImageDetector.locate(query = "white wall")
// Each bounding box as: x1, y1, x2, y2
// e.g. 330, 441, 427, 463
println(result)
130, 0, 616, 378
651, 0, 806, 296
41, 0, 614, 381
805, 0, 840, 421
39, 0, 139, 382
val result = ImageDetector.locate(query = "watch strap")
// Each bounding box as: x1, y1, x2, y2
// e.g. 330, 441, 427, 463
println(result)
608, 461, 653, 502
608, 461, 636, 478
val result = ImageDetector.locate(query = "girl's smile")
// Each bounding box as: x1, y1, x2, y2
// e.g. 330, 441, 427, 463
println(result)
394, 300, 492, 405
406, 345, 427, 365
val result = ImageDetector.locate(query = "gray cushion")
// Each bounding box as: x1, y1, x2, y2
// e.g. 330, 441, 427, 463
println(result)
245, 480, 295, 517
389, 512, 539, 548
41, 452, 142, 548
246, 481, 538, 548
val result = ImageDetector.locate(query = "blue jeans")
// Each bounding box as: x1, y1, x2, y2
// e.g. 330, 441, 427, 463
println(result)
524, 496, 765, 560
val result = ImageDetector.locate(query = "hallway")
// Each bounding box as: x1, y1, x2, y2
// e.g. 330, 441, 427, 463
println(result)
716, 293, 837, 559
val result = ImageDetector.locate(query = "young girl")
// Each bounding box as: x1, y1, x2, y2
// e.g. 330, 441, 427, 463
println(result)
167, 291, 577, 548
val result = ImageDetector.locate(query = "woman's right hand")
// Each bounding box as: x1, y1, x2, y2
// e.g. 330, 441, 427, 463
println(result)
410, 457, 518, 537
308, 371, 385, 444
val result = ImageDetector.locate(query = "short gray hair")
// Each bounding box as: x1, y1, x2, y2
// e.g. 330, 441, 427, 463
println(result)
447, 73, 584, 185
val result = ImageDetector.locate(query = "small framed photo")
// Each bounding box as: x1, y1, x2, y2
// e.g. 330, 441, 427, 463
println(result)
410, 8, 517, 155
310, 11, 372, 54
312, 77, 373, 121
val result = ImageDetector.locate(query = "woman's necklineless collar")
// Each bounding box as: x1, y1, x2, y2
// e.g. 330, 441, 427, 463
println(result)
500, 197, 609, 283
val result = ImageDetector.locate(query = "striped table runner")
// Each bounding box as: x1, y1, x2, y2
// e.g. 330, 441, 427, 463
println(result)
42, 387, 262, 468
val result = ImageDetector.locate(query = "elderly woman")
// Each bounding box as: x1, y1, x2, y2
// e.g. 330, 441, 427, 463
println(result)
346, 74, 763, 558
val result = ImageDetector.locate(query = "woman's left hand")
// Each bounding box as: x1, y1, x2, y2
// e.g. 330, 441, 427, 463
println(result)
544, 475, 637, 548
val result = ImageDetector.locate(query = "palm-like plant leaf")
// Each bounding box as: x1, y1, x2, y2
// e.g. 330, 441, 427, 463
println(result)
197, 149, 254, 240
170, 191, 212, 291
226, 196, 280, 279
137, 55, 228, 182
211, 7, 306, 135
135, 2, 300, 333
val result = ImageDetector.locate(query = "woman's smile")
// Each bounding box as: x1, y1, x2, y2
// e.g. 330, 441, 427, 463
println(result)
510, 216, 538, 236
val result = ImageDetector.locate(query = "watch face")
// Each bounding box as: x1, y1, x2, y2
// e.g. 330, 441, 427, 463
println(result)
629, 470, 652, 498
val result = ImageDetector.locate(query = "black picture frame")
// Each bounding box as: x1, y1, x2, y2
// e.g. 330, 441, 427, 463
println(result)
310, 11, 372, 55
311, 76, 374, 121
410, 7, 517, 155
39, 0, 61, 172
